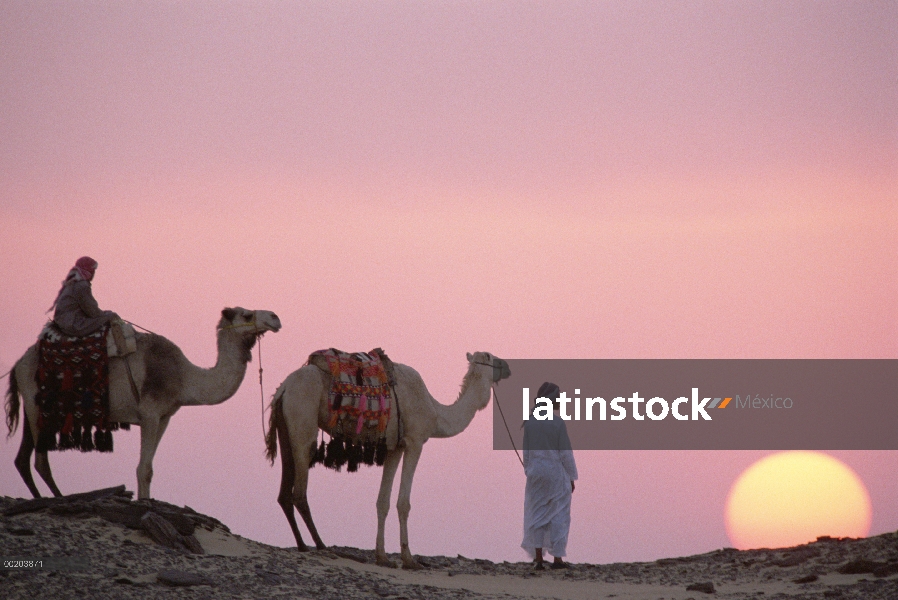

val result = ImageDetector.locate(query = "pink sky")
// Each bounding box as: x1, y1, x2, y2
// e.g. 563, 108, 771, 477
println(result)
1, 2, 896, 564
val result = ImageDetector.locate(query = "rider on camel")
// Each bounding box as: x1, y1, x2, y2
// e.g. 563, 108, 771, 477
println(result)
49, 256, 120, 337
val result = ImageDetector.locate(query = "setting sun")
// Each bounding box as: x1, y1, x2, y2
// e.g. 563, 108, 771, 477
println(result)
725, 452, 872, 550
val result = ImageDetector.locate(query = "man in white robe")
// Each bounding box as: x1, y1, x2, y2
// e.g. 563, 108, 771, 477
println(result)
521, 381, 578, 569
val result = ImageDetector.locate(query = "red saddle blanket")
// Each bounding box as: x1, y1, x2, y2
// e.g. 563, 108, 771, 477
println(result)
35, 324, 127, 453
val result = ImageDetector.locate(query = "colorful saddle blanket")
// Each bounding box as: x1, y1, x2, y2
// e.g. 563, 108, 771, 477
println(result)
35, 323, 128, 453
308, 348, 394, 472
311, 348, 392, 437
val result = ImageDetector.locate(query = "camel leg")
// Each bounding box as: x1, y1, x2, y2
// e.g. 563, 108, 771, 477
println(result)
14, 414, 41, 498
396, 442, 424, 569
34, 450, 62, 498
25, 411, 63, 498
289, 436, 326, 550
375, 447, 404, 567
276, 416, 309, 551
136, 414, 170, 500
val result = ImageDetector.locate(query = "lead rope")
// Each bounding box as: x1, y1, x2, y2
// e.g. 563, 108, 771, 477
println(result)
124, 319, 159, 336
258, 335, 266, 442
492, 385, 524, 469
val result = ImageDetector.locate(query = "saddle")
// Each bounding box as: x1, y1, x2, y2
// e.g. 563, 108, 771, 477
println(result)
308, 348, 397, 471
34, 322, 130, 453
38, 320, 137, 358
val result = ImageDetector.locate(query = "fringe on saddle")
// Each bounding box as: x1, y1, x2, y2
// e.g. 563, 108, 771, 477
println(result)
34, 323, 130, 453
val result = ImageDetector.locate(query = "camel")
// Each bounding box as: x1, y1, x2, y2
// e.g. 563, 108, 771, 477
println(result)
5, 307, 281, 500
265, 350, 510, 569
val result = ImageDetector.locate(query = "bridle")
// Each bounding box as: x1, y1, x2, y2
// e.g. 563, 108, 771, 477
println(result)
218, 312, 270, 441
219, 313, 260, 332
472, 358, 525, 468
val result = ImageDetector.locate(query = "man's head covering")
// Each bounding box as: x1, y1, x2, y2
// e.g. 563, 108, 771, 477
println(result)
73, 256, 98, 282
537, 381, 561, 401
47, 256, 99, 313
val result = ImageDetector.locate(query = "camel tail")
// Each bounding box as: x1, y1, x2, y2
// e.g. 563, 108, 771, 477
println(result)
5, 367, 20, 437
265, 389, 284, 465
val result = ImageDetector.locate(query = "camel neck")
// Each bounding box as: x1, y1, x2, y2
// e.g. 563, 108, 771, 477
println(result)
432, 371, 491, 438
179, 330, 250, 406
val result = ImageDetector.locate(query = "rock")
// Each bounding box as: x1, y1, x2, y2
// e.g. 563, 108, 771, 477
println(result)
794, 574, 818, 583
255, 569, 281, 585
873, 562, 898, 578
8, 527, 35, 536
775, 548, 820, 567
838, 559, 885, 574
157, 569, 214, 586
686, 581, 715, 593
95, 502, 149, 529
151, 507, 197, 536
140, 511, 202, 554
3, 485, 129, 516
182, 533, 205, 554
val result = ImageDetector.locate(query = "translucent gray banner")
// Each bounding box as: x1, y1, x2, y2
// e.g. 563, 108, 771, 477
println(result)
492, 360, 898, 450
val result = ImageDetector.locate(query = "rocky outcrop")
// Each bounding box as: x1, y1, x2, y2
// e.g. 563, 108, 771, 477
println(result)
2, 490, 898, 599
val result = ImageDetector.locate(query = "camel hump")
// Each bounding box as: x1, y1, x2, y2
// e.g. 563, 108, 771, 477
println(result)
307, 348, 395, 386
369, 348, 396, 385
308, 353, 330, 373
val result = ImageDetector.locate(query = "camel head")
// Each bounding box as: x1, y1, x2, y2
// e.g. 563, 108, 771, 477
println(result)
466, 352, 511, 385
217, 307, 282, 361
218, 307, 282, 335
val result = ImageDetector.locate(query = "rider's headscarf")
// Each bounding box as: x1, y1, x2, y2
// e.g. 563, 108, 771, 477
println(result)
73, 256, 98, 281
48, 256, 99, 312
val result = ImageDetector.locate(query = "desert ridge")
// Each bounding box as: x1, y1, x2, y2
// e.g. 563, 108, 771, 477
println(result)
1, 490, 897, 600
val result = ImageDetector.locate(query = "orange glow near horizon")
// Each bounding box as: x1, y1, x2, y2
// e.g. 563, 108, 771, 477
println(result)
725, 452, 872, 550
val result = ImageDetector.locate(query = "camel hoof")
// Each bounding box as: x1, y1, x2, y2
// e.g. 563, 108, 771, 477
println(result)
375, 556, 396, 568
296, 544, 310, 553
402, 559, 424, 570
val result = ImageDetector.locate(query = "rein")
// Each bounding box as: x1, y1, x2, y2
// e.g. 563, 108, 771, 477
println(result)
473, 359, 524, 469
257, 334, 266, 442
492, 385, 525, 469
216, 314, 268, 440
124, 319, 159, 337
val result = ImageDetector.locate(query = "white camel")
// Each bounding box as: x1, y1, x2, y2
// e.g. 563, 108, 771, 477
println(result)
265, 350, 510, 569
5, 307, 281, 500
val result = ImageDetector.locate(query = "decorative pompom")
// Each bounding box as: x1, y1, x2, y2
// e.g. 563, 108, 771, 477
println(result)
96, 429, 113, 452
324, 436, 346, 471
59, 432, 76, 451
375, 439, 388, 466
346, 440, 363, 473
363, 440, 376, 466
80, 429, 95, 452
315, 436, 326, 463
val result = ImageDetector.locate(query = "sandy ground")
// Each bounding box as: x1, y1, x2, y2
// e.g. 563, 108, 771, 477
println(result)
2, 493, 898, 600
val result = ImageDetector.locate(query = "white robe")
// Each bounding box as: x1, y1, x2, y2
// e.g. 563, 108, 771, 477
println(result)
521, 412, 578, 558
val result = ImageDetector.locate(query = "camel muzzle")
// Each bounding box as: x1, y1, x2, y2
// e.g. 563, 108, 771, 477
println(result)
492, 358, 511, 383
